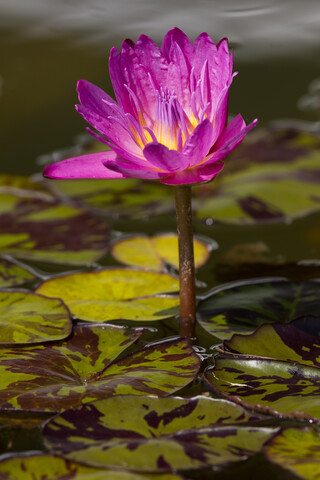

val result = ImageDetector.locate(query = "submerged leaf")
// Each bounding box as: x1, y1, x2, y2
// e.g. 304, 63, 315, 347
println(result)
111, 234, 212, 272
36, 268, 180, 322
0, 325, 199, 412
0, 190, 109, 264
0, 290, 72, 345
198, 279, 320, 340
43, 395, 274, 471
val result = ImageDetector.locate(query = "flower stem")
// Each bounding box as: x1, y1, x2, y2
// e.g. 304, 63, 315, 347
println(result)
174, 185, 196, 338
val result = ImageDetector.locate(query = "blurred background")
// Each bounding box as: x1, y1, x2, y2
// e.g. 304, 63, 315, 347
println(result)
0, 0, 319, 175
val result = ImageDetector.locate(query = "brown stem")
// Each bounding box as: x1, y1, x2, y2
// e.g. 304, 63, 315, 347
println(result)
174, 185, 196, 338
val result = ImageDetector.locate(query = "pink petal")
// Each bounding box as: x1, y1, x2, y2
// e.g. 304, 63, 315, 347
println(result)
160, 162, 224, 185
109, 47, 134, 117
43, 152, 125, 179
193, 34, 232, 119
134, 35, 168, 89
166, 42, 191, 112
182, 119, 214, 167
119, 40, 156, 126
143, 143, 189, 172
161, 28, 194, 70
204, 115, 258, 166
76, 105, 142, 158
103, 158, 165, 180
77, 79, 124, 120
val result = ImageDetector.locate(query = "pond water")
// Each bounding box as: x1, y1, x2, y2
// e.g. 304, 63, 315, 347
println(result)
1, 1, 320, 479
1, 0, 320, 174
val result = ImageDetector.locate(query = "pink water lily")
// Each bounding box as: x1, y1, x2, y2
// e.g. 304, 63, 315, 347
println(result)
43, 28, 257, 185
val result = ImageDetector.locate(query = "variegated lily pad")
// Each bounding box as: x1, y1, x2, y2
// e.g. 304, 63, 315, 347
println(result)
0, 324, 200, 412
0, 454, 183, 480
224, 319, 320, 367
0, 290, 72, 345
36, 268, 180, 322
198, 279, 320, 340
264, 427, 320, 480
43, 395, 274, 472
0, 258, 36, 288
196, 127, 320, 224
111, 234, 213, 272
205, 355, 320, 421
0, 190, 109, 264
47, 177, 173, 219
47, 128, 320, 224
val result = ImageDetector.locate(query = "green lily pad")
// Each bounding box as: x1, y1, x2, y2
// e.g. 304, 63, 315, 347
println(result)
224, 319, 320, 367
0, 454, 183, 480
0, 258, 37, 288
47, 128, 320, 224
0, 290, 72, 345
205, 355, 320, 421
0, 190, 109, 265
47, 177, 173, 219
198, 279, 320, 340
43, 395, 274, 472
0, 174, 46, 194
111, 234, 212, 272
36, 268, 180, 322
264, 427, 320, 480
196, 127, 320, 224
0, 325, 200, 412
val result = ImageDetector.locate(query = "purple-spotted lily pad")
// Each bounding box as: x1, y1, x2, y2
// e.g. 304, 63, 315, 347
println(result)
0, 290, 72, 345
224, 318, 320, 367
0, 454, 183, 480
205, 318, 320, 421
264, 427, 320, 480
0, 190, 109, 265
43, 395, 274, 472
0, 257, 37, 288
46, 128, 320, 224
46, 176, 173, 219
36, 268, 180, 322
196, 127, 320, 224
198, 279, 320, 340
205, 354, 320, 421
111, 234, 213, 272
0, 324, 200, 412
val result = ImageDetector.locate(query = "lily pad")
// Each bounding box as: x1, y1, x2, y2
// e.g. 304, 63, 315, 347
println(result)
46, 128, 320, 224
43, 395, 274, 472
264, 427, 320, 480
111, 234, 212, 272
0, 290, 72, 345
0, 324, 200, 412
47, 177, 173, 219
0, 174, 46, 194
224, 319, 320, 367
196, 126, 320, 224
198, 279, 320, 340
0, 454, 183, 480
36, 268, 180, 322
205, 355, 320, 421
0, 258, 36, 288
0, 190, 109, 264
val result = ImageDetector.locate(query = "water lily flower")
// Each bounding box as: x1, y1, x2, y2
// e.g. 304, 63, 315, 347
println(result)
43, 28, 257, 185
